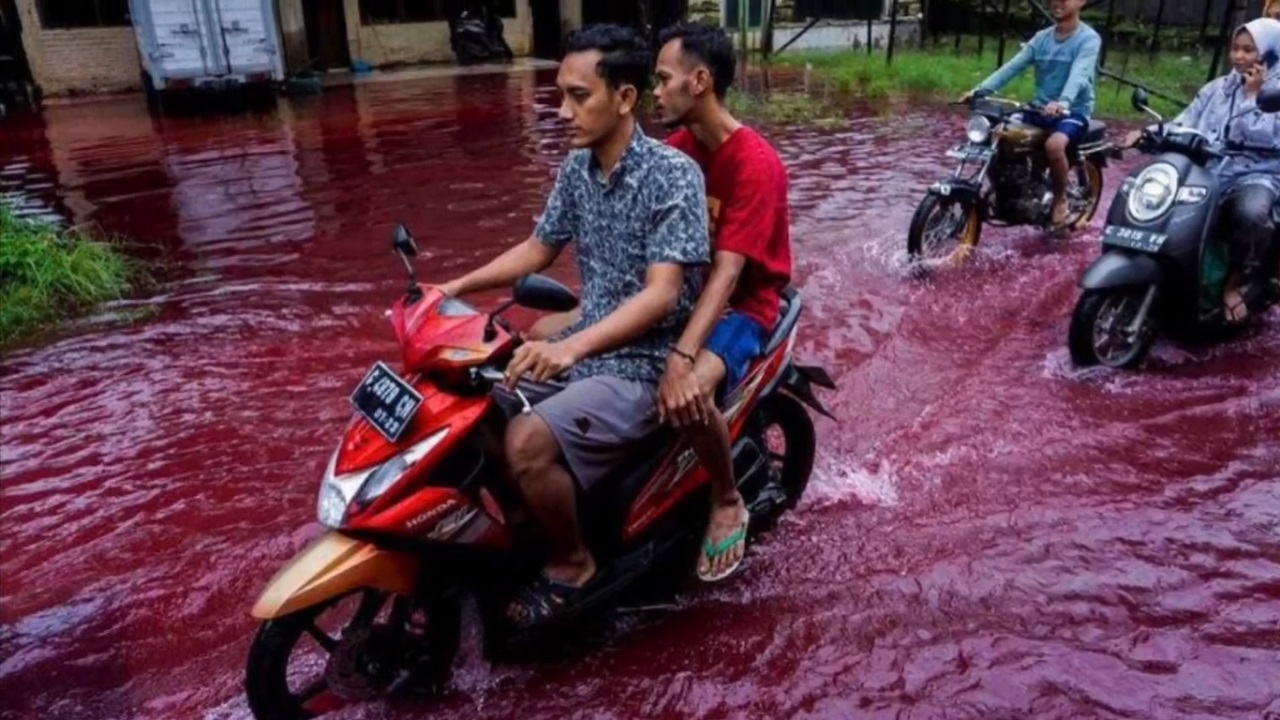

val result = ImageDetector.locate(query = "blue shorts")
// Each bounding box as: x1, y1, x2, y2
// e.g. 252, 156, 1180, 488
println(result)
705, 310, 768, 400
1022, 110, 1088, 145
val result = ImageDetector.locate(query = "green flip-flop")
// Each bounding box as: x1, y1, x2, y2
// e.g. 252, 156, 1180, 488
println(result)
697, 512, 749, 583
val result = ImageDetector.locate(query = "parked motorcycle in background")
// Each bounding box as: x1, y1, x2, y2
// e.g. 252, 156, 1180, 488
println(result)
449, 3, 515, 66
1068, 87, 1280, 369
907, 91, 1113, 269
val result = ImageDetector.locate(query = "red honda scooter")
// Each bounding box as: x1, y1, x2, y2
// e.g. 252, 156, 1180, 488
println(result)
243, 225, 835, 720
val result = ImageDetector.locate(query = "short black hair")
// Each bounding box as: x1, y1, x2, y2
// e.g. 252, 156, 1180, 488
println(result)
658, 22, 736, 99
563, 23, 652, 94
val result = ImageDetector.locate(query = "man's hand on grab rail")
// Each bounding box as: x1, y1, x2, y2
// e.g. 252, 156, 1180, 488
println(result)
657, 353, 709, 429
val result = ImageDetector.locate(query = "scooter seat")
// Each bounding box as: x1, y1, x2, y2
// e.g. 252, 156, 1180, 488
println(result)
763, 285, 802, 356
1085, 120, 1107, 144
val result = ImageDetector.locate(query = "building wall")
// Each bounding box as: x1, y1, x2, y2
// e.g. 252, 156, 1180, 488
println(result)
341, 0, 532, 67
15, 0, 141, 94
773, 18, 921, 51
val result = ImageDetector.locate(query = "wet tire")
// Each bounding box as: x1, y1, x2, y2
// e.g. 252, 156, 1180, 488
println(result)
1067, 160, 1105, 230
747, 393, 816, 530
906, 193, 982, 268
1069, 288, 1155, 369
245, 601, 333, 720
244, 590, 459, 720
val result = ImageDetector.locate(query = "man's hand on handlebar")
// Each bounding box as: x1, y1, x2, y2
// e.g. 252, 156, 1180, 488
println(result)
504, 340, 578, 388
1042, 101, 1067, 118
438, 279, 464, 298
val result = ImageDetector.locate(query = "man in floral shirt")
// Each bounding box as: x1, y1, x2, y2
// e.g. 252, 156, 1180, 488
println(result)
438, 24, 709, 626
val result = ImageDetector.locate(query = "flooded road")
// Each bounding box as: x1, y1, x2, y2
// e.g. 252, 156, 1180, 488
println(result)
3, 69, 1279, 720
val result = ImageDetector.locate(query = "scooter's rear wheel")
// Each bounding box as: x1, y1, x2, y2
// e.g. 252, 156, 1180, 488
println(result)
745, 394, 817, 531
244, 590, 460, 720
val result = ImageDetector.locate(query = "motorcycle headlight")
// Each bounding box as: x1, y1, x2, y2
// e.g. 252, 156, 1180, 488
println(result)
316, 453, 372, 528
966, 114, 992, 144
317, 482, 350, 528
1126, 162, 1179, 222
355, 428, 450, 504
315, 428, 450, 528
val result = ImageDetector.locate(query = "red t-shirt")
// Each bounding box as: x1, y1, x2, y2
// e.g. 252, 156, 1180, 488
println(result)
665, 126, 792, 331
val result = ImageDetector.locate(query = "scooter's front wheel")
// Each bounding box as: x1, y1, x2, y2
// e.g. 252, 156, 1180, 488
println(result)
1069, 287, 1156, 369
244, 590, 460, 720
906, 192, 982, 270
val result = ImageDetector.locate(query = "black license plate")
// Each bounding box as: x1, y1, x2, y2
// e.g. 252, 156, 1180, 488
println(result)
1101, 224, 1167, 252
349, 362, 423, 442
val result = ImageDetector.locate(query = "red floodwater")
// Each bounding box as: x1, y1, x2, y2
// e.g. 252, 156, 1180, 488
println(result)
2, 69, 1279, 720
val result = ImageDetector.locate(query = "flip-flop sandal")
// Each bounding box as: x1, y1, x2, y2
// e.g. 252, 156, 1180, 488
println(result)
505, 574, 591, 629
697, 509, 749, 583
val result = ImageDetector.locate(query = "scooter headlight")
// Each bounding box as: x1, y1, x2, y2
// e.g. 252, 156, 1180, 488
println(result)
315, 428, 451, 528
1126, 162, 1179, 222
316, 450, 374, 529
354, 428, 450, 504
317, 483, 349, 528
966, 114, 992, 144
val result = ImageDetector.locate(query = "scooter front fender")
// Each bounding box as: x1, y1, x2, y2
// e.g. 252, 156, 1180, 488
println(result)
251, 532, 417, 620
1079, 251, 1163, 290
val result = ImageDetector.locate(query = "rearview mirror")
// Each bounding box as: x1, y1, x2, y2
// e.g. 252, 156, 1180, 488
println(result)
513, 274, 578, 313
1131, 87, 1150, 112
392, 224, 418, 258
1257, 87, 1280, 113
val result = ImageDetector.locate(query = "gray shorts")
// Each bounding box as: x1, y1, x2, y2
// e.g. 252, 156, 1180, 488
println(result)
492, 375, 660, 491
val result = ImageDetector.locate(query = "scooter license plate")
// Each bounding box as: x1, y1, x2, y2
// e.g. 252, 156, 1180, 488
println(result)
1102, 224, 1167, 252
349, 361, 423, 442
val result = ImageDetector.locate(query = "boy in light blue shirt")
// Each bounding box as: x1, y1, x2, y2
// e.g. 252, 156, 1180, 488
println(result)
961, 0, 1101, 227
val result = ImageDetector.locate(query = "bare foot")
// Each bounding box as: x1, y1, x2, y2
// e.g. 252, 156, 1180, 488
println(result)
1224, 286, 1249, 324
697, 493, 748, 582
1051, 197, 1069, 227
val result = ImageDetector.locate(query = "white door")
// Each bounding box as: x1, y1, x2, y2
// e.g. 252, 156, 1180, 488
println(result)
133, 0, 218, 79
209, 0, 281, 77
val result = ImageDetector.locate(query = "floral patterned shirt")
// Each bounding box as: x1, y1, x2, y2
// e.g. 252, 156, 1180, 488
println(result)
535, 125, 710, 383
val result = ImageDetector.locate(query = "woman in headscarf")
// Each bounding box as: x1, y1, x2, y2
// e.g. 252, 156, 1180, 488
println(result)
1124, 18, 1280, 322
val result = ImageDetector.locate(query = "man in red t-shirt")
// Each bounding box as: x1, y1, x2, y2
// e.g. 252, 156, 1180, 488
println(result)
653, 22, 792, 582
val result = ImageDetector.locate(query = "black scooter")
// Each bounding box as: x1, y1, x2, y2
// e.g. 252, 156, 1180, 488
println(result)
449, 5, 515, 66
1068, 86, 1280, 369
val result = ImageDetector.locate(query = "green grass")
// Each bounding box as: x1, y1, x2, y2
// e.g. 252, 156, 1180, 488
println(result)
726, 91, 847, 128
764, 40, 1212, 121
0, 205, 142, 348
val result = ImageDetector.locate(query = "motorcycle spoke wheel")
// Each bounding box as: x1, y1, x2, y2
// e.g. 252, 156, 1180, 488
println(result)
907, 195, 981, 269
1066, 162, 1104, 229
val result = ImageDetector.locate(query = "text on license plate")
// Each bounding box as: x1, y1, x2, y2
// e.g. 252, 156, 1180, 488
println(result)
946, 144, 992, 161
349, 361, 423, 442
1102, 225, 1167, 252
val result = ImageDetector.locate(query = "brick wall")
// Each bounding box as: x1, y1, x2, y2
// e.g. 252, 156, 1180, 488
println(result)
342, 0, 532, 67
16, 0, 141, 95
